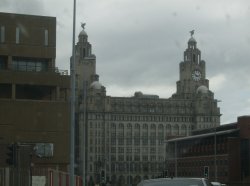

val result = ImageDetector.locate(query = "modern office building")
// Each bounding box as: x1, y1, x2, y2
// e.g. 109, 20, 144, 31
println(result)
74, 25, 221, 185
166, 116, 250, 185
0, 12, 70, 179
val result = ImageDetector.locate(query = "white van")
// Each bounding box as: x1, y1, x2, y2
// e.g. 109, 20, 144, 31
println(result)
137, 177, 211, 186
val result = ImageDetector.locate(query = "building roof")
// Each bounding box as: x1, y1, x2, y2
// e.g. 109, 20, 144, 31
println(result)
90, 81, 102, 89
197, 85, 209, 94
188, 36, 197, 43
166, 128, 239, 143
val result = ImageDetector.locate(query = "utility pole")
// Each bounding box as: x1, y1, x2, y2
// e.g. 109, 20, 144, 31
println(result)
175, 141, 177, 177
214, 127, 217, 181
81, 81, 87, 185
70, 0, 76, 185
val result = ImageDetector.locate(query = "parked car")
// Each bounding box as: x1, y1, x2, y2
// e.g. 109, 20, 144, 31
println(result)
137, 178, 212, 186
211, 182, 226, 186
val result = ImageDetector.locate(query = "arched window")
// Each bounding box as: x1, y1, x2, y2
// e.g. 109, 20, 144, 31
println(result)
166, 124, 171, 136
127, 123, 132, 129
150, 124, 156, 130
119, 123, 124, 130
181, 124, 187, 136
143, 123, 148, 130
173, 124, 179, 135
135, 123, 140, 129
111, 123, 116, 129
158, 124, 163, 130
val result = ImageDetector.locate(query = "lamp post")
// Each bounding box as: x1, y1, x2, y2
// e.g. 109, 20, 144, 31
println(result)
174, 141, 177, 177
213, 100, 221, 181
214, 127, 217, 181
128, 161, 131, 186
70, 0, 76, 185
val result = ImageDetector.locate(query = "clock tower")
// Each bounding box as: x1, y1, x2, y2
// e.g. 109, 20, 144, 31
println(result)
174, 33, 209, 99
172, 32, 220, 129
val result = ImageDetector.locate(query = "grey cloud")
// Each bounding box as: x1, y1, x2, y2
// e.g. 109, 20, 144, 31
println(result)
1, 0, 250, 124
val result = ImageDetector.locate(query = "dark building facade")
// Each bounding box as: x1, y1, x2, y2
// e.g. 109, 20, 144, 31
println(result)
0, 12, 70, 179
166, 116, 250, 185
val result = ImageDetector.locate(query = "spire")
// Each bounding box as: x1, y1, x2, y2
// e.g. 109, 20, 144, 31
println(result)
79, 22, 88, 38
76, 23, 94, 59
184, 30, 201, 63
188, 29, 197, 48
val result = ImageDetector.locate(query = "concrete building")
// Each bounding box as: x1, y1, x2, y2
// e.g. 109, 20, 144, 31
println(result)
74, 26, 220, 185
166, 116, 250, 185
0, 12, 70, 178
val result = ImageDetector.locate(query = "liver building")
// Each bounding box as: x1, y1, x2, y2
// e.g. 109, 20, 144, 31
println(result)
74, 25, 220, 185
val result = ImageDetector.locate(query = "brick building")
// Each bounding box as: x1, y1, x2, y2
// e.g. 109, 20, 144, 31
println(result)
0, 12, 70, 183
166, 116, 250, 185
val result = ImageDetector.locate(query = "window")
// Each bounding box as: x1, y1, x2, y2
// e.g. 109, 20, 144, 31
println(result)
142, 138, 148, 146
118, 147, 124, 153
118, 138, 124, 145
16, 27, 20, 44
111, 138, 116, 145
142, 156, 148, 161
135, 123, 140, 129
158, 124, 163, 130
111, 132, 116, 137
111, 147, 116, 153
134, 148, 140, 153
0, 26, 5, 43
111, 123, 116, 129
142, 147, 148, 153
134, 138, 140, 146
150, 147, 156, 154
118, 123, 124, 129
0, 56, 7, 69
126, 138, 132, 145
142, 132, 147, 137
150, 156, 156, 161
150, 138, 156, 145
12, 57, 48, 72
126, 147, 132, 153
143, 123, 148, 129
44, 29, 48, 46
134, 155, 140, 161
118, 132, 124, 137
111, 155, 116, 161
126, 155, 132, 161
118, 155, 124, 161
158, 138, 164, 145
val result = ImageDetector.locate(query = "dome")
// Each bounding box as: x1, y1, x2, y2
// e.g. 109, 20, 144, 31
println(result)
79, 29, 87, 37
197, 85, 209, 94
188, 36, 196, 43
90, 81, 102, 89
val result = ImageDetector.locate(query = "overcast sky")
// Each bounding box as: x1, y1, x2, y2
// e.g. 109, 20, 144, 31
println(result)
1, 0, 250, 124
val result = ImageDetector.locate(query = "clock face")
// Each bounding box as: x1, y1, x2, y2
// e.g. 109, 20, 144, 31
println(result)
192, 70, 202, 81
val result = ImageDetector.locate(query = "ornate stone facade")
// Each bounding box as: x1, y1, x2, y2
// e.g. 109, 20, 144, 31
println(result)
74, 26, 220, 185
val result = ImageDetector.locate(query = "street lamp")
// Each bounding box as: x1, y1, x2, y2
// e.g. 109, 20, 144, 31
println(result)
214, 127, 217, 181
213, 99, 221, 181
70, 0, 77, 185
